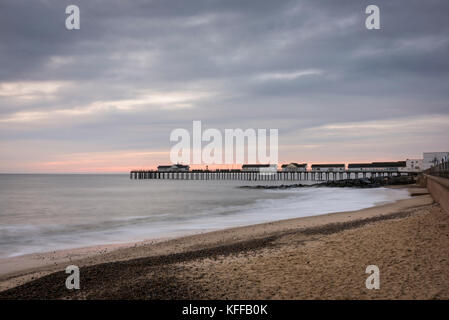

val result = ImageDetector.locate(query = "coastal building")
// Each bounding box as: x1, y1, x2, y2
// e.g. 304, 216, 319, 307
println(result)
368, 161, 406, 172
311, 164, 345, 172
281, 163, 307, 172
241, 164, 278, 172
157, 164, 190, 172
423, 152, 449, 170
399, 159, 423, 172
347, 163, 372, 171
348, 161, 407, 172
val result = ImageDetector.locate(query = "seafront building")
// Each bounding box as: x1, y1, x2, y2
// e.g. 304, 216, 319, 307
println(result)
157, 164, 190, 172
311, 164, 345, 172
241, 164, 278, 172
347, 163, 371, 171
400, 159, 423, 172
347, 161, 406, 172
281, 163, 307, 172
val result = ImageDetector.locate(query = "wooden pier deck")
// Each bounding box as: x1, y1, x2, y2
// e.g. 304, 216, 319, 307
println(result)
129, 170, 416, 181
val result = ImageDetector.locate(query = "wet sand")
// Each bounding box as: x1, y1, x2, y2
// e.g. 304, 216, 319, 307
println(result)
1, 186, 448, 299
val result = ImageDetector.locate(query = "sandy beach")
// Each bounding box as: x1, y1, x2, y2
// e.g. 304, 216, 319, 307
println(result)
1, 185, 448, 299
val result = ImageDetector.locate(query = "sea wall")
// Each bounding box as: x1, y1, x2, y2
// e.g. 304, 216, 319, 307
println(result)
422, 174, 449, 214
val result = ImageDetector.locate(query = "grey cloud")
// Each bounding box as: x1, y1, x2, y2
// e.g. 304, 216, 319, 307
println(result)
0, 0, 448, 170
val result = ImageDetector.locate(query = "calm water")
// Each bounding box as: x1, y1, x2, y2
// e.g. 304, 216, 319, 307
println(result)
0, 174, 410, 258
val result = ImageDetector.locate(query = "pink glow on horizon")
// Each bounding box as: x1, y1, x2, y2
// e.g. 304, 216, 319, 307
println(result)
0, 144, 420, 173
3, 157, 412, 174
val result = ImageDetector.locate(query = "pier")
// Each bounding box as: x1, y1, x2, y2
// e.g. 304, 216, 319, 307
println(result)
129, 170, 416, 181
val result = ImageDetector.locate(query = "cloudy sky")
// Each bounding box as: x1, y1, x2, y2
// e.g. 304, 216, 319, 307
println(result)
0, 0, 448, 172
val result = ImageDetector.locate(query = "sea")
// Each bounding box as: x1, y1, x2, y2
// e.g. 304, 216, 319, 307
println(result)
0, 174, 411, 258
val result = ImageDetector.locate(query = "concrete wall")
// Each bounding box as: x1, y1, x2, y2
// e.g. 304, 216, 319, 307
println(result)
423, 174, 449, 214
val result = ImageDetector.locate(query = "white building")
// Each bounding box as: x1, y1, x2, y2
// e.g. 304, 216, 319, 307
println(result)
423, 152, 449, 170
399, 159, 423, 172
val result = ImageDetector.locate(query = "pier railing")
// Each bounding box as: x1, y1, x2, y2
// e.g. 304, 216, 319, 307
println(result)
425, 160, 449, 179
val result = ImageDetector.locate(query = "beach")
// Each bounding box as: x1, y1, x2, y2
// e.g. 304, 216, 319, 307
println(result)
1, 185, 448, 299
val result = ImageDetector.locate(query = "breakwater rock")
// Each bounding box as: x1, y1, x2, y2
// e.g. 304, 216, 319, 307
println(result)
315, 175, 415, 188
238, 176, 415, 190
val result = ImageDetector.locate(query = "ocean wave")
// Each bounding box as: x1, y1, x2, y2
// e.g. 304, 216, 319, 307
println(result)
0, 182, 410, 258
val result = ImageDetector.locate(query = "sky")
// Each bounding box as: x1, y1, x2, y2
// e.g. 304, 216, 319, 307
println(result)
0, 0, 448, 173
